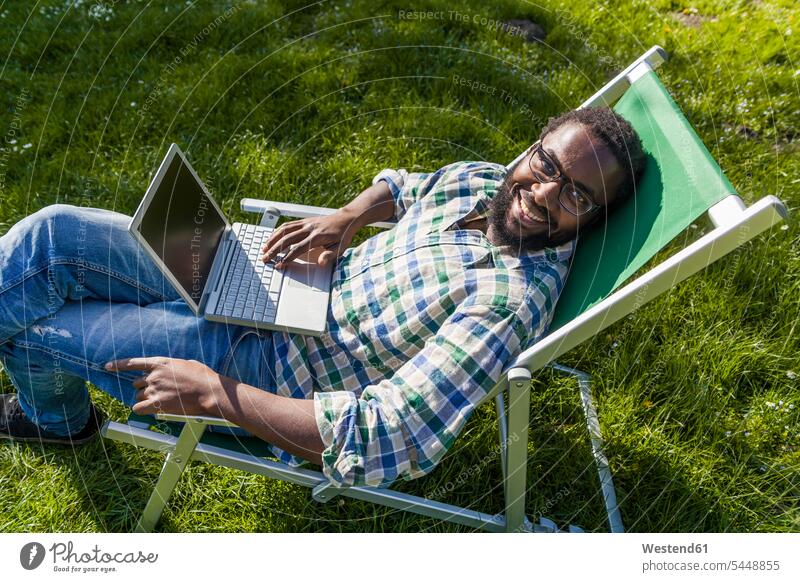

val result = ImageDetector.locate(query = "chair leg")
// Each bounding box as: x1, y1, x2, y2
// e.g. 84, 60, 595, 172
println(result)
503, 367, 532, 532
495, 392, 508, 483
136, 419, 207, 532
312, 481, 344, 503
549, 362, 624, 533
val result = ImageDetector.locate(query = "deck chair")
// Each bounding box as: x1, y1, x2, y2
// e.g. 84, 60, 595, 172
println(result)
101, 46, 788, 533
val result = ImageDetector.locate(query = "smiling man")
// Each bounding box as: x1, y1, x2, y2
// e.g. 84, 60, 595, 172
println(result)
0, 107, 645, 489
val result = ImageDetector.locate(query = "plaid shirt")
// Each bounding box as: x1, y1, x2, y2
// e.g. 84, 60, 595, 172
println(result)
266, 161, 574, 488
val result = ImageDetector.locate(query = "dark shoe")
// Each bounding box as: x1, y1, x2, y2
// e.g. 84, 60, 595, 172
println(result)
0, 393, 104, 445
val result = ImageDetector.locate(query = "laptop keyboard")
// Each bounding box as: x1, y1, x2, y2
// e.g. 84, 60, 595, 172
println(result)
216, 223, 284, 323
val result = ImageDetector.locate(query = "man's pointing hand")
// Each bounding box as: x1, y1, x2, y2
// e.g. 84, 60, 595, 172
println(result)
104, 357, 223, 417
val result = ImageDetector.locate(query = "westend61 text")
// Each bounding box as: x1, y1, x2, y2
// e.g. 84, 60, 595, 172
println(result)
642, 543, 708, 554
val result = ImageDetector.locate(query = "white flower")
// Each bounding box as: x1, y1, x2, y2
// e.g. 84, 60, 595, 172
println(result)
787, 370, 797, 380
725, 431, 732, 437
130, 101, 137, 107
22, 143, 32, 149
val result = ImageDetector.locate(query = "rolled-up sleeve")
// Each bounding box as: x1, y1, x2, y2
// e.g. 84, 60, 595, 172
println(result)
372, 167, 441, 221
372, 162, 506, 222
313, 300, 535, 488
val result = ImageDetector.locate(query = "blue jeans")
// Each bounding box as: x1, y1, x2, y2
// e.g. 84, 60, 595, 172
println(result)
0, 204, 274, 437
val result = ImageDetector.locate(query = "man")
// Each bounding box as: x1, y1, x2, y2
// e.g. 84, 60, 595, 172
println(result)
0, 107, 645, 488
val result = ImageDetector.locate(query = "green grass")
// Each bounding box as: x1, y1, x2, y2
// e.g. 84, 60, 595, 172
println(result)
1, 0, 798, 532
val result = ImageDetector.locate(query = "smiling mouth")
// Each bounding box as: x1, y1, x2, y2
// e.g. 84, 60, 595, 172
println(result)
513, 183, 551, 225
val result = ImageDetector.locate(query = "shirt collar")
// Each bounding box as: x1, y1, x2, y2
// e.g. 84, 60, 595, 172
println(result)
489, 238, 575, 271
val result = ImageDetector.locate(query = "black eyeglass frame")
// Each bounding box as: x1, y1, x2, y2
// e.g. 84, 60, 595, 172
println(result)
526, 141, 602, 217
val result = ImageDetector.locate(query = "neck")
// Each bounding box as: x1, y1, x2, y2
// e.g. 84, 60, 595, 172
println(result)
461, 215, 488, 234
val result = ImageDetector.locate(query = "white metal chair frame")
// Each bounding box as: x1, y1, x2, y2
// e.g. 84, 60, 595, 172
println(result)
102, 46, 788, 533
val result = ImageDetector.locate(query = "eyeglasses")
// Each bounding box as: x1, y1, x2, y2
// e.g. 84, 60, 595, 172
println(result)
527, 141, 601, 217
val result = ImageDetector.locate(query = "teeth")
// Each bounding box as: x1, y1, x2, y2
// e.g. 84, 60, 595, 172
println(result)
518, 189, 547, 223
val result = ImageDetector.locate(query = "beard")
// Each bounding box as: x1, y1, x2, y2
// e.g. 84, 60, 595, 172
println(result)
487, 174, 576, 253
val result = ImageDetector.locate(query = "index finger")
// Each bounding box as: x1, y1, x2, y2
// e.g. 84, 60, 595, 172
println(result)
104, 357, 166, 372
261, 220, 305, 260
274, 238, 313, 269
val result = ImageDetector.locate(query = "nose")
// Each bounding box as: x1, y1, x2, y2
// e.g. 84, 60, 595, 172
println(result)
531, 180, 561, 214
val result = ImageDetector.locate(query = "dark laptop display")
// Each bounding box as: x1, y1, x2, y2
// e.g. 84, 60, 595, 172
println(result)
137, 153, 227, 303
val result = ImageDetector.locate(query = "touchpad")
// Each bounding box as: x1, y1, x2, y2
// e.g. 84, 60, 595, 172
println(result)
286, 265, 325, 291
283, 247, 331, 292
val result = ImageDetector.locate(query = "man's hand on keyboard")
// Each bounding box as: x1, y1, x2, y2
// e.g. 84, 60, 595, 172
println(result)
260, 209, 361, 269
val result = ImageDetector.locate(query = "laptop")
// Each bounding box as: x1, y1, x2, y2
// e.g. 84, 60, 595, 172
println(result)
128, 143, 333, 336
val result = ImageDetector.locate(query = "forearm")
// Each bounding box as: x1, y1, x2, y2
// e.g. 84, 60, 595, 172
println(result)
338, 180, 394, 229
211, 375, 324, 465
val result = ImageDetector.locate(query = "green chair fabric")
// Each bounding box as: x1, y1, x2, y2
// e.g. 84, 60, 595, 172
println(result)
549, 70, 738, 330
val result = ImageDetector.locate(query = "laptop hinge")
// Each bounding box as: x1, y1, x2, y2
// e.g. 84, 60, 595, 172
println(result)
259, 206, 281, 229
199, 225, 235, 313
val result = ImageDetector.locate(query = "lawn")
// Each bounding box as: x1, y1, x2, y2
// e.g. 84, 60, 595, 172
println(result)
0, 0, 798, 532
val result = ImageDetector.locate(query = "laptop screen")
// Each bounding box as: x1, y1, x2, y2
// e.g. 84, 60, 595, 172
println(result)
136, 150, 227, 305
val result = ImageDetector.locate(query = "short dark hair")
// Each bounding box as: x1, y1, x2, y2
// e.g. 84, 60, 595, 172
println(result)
538, 107, 646, 211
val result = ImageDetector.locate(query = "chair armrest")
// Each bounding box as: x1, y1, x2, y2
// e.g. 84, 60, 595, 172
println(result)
155, 412, 239, 428
240, 198, 398, 230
